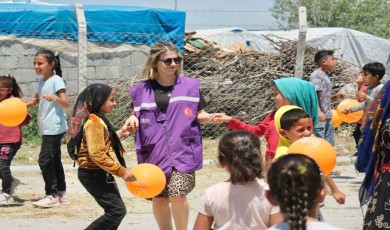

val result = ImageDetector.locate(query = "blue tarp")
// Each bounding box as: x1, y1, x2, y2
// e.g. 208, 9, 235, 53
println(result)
0, 4, 186, 49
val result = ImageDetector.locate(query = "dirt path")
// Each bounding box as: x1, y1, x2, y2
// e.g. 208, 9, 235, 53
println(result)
1, 156, 365, 230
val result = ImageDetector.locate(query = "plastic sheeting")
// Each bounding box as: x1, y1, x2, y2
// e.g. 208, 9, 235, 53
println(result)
0, 3, 186, 49
192, 27, 390, 68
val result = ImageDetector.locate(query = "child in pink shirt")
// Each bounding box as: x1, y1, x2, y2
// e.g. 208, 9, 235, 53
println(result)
193, 131, 282, 230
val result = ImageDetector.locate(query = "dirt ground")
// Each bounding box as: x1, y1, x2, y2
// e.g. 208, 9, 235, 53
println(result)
1, 133, 366, 229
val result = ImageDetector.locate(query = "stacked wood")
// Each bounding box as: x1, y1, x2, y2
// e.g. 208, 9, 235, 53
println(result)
111, 34, 359, 138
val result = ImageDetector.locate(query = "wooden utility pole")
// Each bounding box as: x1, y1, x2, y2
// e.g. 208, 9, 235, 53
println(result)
75, 3, 87, 93
294, 6, 307, 78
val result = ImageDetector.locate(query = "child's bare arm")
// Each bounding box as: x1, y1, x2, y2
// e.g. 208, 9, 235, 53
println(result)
193, 213, 213, 230
42, 89, 70, 109
26, 93, 39, 107
121, 114, 139, 135
325, 176, 346, 204
318, 107, 325, 122
269, 212, 283, 226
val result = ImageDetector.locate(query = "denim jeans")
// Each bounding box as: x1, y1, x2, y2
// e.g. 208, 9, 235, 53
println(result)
0, 142, 21, 194
315, 118, 335, 146
38, 133, 66, 195
78, 168, 127, 230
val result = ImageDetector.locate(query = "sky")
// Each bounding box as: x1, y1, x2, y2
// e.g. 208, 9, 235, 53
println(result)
8, 0, 281, 31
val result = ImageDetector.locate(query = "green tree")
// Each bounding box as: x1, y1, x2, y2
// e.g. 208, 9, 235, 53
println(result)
271, 0, 390, 38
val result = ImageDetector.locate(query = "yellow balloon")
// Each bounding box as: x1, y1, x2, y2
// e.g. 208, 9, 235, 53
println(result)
287, 137, 336, 177
331, 109, 343, 128
0, 98, 28, 127
126, 163, 166, 198
336, 99, 363, 123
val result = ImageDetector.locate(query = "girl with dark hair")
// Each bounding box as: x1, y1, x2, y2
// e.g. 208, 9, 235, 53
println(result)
66, 83, 136, 229
26, 49, 70, 208
193, 131, 282, 230
0, 74, 30, 203
266, 154, 344, 230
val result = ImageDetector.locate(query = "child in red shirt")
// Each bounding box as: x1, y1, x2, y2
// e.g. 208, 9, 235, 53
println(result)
213, 77, 319, 164
0, 74, 30, 203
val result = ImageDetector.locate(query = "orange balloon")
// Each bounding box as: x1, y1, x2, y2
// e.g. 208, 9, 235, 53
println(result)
0, 98, 28, 127
287, 137, 336, 177
336, 99, 363, 123
126, 163, 166, 198
331, 109, 342, 128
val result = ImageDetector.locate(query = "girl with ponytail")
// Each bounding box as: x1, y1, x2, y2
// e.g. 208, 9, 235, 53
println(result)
27, 49, 70, 208
266, 154, 344, 230
194, 131, 282, 230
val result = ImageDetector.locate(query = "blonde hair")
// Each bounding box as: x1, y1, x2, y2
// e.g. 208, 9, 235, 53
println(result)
141, 41, 183, 80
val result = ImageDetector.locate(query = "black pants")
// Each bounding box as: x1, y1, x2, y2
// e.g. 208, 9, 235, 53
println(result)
38, 133, 66, 195
78, 168, 127, 230
0, 142, 21, 194
352, 123, 362, 149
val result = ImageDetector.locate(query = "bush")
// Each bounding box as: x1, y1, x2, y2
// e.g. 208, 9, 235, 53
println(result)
22, 106, 42, 144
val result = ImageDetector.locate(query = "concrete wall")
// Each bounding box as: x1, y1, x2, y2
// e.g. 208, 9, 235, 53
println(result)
0, 40, 148, 100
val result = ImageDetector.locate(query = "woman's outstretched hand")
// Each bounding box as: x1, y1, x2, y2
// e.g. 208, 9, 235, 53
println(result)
124, 115, 139, 133
211, 113, 231, 124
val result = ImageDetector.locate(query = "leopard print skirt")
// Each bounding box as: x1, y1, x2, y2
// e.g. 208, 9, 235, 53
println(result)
156, 168, 195, 198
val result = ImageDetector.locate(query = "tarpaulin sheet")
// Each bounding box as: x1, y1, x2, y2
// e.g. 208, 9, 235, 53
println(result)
0, 3, 185, 49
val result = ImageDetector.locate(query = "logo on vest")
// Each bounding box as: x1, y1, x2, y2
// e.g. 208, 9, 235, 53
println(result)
140, 118, 151, 124
184, 107, 193, 117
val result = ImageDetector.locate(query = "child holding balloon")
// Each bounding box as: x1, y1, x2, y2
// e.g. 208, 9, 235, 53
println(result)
333, 71, 366, 156
274, 105, 346, 207
0, 74, 30, 204
66, 83, 137, 229
26, 50, 70, 208
193, 131, 282, 230
341, 62, 385, 126
266, 154, 345, 230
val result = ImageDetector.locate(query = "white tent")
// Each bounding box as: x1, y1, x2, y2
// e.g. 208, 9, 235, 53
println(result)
192, 27, 390, 69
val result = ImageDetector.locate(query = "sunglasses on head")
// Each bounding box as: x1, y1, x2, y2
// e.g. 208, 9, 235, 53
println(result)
159, 56, 183, 65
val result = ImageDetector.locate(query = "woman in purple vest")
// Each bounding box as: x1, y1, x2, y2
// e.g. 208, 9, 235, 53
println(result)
127, 41, 217, 230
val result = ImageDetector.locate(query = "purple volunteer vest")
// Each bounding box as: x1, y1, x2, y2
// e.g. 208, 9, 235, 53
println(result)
130, 76, 203, 175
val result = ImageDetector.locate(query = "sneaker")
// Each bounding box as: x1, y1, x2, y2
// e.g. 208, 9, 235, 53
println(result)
9, 177, 20, 196
32, 195, 59, 208
0, 192, 14, 204
58, 191, 69, 205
